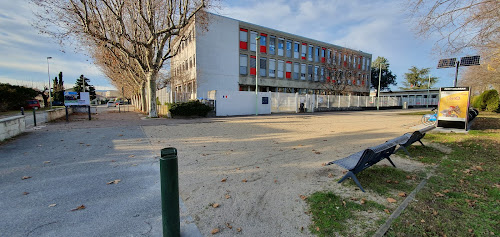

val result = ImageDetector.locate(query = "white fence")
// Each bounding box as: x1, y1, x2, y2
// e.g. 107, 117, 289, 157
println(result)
155, 88, 439, 116
269, 92, 438, 113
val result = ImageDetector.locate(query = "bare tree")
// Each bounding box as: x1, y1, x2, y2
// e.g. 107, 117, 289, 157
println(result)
406, 0, 500, 56
32, 0, 211, 117
460, 52, 500, 94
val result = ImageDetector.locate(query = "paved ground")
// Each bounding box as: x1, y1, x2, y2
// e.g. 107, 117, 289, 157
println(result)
0, 108, 427, 236
0, 107, 200, 237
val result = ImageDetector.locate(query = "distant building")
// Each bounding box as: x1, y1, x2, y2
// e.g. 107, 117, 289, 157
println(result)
170, 13, 372, 99
105, 90, 121, 98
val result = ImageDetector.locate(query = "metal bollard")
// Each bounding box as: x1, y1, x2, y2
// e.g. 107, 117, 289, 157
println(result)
65, 106, 69, 122
33, 108, 37, 127
21, 107, 24, 115
118, 104, 121, 113
88, 106, 91, 120
160, 147, 180, 237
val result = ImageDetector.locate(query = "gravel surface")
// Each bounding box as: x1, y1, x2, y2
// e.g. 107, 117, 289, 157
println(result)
141, 110, 427, 236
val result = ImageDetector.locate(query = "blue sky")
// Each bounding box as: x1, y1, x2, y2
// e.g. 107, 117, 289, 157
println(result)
0, 0, 461, 91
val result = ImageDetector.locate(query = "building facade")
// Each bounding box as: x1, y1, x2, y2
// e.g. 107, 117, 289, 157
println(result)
171, 13, 372, 100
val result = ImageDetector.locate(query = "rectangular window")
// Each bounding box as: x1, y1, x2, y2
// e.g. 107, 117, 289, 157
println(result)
278, 38, 284, 56
286, 40, 292, 58
314, 66, 319, 81
277, 60, 284, 78
260, 33, 267, 53
285, 61, 292, 79
315, 47, 320, 62
269, 59, 276, 77
300, 64, 306, 80
367, 59, 371, 71
250, 31, 257, 51
239, 29, 248, 50
250, 56, 256, 75
260, 58, 267, 77
327, 50, 331, 64
320, 67, 325, 82
308, 45, 313, 61
269, 36, 276, 55
307, 64, 313, 80
301, 43, 307, 60
321, 48, 326, 63
239, 54, 247, 75
294, 42, 300, 58
293, 63, 299, 80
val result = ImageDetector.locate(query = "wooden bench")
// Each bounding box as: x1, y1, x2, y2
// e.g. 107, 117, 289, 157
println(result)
326, 141, 398, 192
394, 126, 435, 157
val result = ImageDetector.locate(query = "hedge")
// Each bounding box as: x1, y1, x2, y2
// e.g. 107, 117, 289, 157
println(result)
169, 100, 212, 117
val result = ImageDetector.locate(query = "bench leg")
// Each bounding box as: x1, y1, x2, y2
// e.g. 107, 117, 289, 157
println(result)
386, 157, 396, 168
338, 171, 366, 192
399, 146, 412, 157
418, 140, 425, 146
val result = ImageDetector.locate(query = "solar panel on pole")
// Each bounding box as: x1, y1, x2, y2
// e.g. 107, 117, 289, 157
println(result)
460, 56, 480, 66
437, 58, 456, 68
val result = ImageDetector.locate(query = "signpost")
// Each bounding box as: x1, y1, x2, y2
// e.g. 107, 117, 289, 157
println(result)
437, 87, 471, 129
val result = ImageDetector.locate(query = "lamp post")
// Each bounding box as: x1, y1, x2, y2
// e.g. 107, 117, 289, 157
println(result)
427, 74, 431, 108
255, 35, 261, 116
376, 62, 384, 110
47, 57, 52, 109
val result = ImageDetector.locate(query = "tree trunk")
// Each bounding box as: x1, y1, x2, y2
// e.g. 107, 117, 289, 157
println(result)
147, 71, 158, 117
140, 83, 147, 112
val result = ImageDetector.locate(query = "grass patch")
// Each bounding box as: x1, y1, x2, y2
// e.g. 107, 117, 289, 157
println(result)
388, 113, 500, 236
395, 145, 446, 164
307, 192, 386, 237
344, 165, 424, 196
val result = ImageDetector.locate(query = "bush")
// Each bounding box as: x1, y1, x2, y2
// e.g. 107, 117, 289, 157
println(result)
0, 83, 39, 111
473, 90, 499, 112
169, 100, 212, 117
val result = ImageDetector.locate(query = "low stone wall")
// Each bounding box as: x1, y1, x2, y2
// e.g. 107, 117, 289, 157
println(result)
0, 115, 25, 141
47, 107, 73, 121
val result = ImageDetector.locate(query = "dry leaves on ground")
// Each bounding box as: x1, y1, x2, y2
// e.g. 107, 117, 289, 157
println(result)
22, 192, 29, 195
360, 198, 366, 204
71, 205, 86, 211
212, 203, 220, 208
384, 209, 390, 214
225, 194, 231, 199
398, 192, 407, 197
236, 227, 242, 232
44, 161, 50, 164
387, 198, 397, 203
225, 223, 232, 229
107, 179, 121, 185
434, 192, 445, 197
48, 204, 57, 207
242, 179, 247, 183
211, 228, 219, 235
21, 176, 31, 180
221, 178, 227, 182
299, 195, 307, 200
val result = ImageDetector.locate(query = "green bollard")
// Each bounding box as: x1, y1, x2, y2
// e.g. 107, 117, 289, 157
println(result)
160, 147, 180, 237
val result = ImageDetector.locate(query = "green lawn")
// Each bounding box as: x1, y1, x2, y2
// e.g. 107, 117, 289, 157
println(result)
307, 112, 500, 236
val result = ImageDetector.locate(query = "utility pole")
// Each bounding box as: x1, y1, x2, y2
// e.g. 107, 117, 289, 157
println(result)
376, 63, 384, 110
47, 57, 52, 108
255, 35, 261, 116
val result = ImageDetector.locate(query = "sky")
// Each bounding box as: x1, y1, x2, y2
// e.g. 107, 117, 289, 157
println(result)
0, 0, 462, 92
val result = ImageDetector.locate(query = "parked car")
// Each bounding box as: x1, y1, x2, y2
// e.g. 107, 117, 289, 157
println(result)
107, 100, 116, 107
115, 100, 124, 105
51, 101, 64, 106
26, 100, 41, 109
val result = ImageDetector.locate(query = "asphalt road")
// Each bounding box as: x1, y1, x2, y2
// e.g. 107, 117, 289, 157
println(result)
0, 109, 200, 237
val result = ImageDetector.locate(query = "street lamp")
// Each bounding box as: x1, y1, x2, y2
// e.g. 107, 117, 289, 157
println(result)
47, 57, 52, 108
255, 35, 261, 116
376, 62, 384, 110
